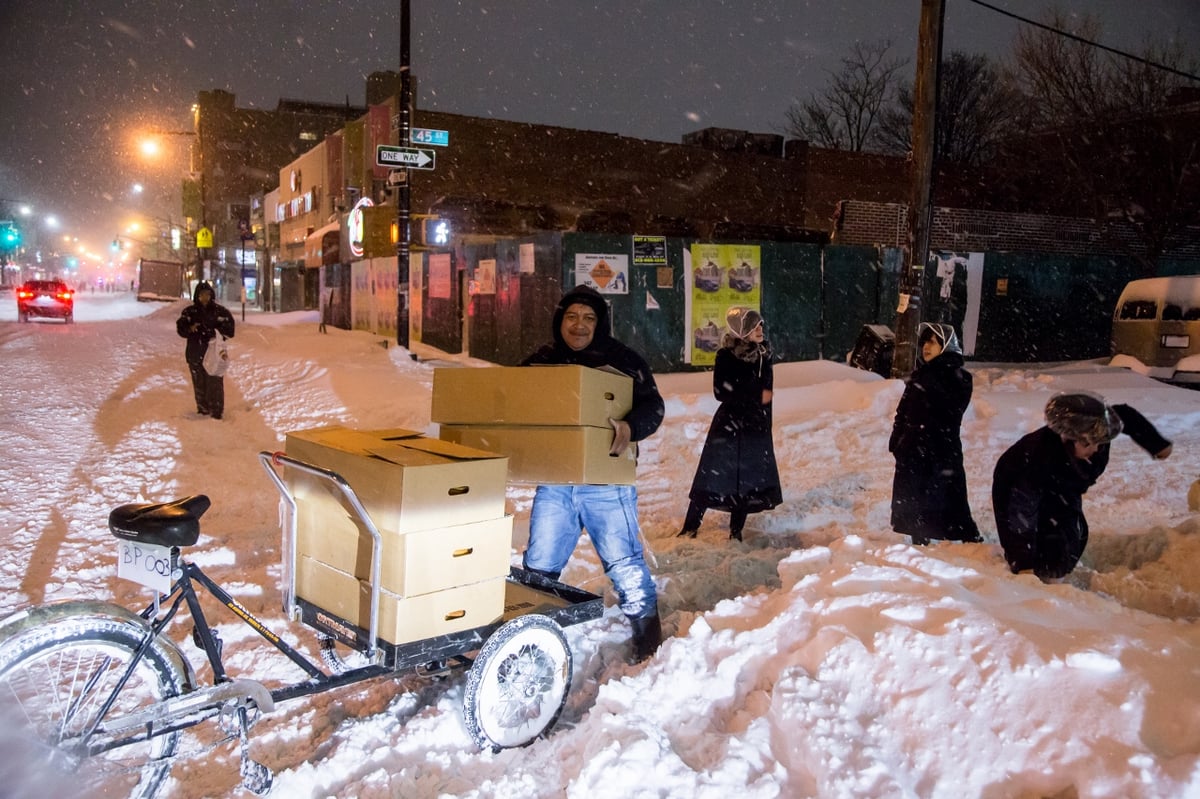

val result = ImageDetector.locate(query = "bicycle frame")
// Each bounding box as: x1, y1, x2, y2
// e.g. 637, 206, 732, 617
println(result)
115, 551, 394, 735
1, 447, 608, 795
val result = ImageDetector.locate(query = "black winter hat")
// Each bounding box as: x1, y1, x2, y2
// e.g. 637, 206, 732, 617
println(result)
1045, 391, 1123, 445
552, 284, 610, 344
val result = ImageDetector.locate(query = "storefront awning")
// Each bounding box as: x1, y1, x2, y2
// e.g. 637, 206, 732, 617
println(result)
303, 221, 341, 269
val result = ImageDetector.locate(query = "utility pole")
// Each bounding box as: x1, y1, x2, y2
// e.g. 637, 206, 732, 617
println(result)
396, 0, 412, 349
892, 0, 945, 378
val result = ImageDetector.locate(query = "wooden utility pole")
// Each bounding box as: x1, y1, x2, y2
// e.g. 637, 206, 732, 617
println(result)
396, 0, 412, 348
892, 0, 945, 377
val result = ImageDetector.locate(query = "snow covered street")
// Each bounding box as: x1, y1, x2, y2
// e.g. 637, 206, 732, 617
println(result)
1, 291, 1198, 798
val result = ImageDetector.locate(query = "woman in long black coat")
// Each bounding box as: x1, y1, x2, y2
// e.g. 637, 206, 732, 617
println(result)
889, 322, 980, 544
679, 307, 782, 541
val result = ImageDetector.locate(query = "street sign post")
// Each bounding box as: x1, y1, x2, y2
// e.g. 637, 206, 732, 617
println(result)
411, 128, 449, 147
375, 145, 436, 170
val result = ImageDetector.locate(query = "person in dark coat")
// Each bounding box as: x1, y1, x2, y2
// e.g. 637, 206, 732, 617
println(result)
521, 285, 666, 663
175, 281, 235, 419
679, 307, 782, 542
889, 322, 980, 545
993, 391, 1172, 581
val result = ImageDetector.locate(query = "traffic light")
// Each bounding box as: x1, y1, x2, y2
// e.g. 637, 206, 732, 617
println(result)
0, 224, 19, 248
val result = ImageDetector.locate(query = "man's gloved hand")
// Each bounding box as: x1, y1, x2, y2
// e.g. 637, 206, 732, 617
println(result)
609, 419, 632, 456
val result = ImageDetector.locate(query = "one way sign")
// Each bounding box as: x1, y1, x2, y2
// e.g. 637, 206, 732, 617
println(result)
375, 145, 436, 170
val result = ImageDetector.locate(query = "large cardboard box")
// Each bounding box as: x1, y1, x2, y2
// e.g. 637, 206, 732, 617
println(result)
297, 513, 513, 595
295, 512, 513, 597
431, 365, 633, 427
296, 556, 506, 645
285, 426, 508, 536
439, 424, 636, 485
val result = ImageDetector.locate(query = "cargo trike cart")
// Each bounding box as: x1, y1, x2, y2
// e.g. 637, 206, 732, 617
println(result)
0, 451, 603, 799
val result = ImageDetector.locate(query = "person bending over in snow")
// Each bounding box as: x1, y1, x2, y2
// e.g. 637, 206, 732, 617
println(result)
992, 391, 1172, 581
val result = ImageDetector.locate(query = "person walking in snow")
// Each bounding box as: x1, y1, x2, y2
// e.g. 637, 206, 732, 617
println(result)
889, 322, 980, 545
176, 281, 235, 419
679, 306, 781, 542
521, 285, 667, 663
993, 391, 1173, 581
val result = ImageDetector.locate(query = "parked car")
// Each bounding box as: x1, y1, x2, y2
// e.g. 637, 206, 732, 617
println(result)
16, 280, 74, 323
1110, 276, 1200, 385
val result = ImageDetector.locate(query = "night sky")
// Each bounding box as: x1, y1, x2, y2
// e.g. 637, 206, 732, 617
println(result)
0, 0, 1196, 257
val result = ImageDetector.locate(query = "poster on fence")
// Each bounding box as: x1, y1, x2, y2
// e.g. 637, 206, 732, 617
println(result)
575, 253, 630, 294
688, 243, 761, 366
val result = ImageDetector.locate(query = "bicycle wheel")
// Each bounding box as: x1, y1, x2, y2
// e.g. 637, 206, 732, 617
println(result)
462, 614, 571, 751
0, 615, 186, 799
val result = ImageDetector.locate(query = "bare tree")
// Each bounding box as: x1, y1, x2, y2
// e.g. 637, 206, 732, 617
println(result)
784, 40, 907, 151
876, 51, 1023, 168
999, 11, 1200, 272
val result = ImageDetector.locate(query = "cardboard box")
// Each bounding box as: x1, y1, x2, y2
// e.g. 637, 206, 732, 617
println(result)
431, 365, 633, 427
285, 426, 508, 536
439, 424, 636, 485
295, 512, 514, 597
502, 580, 574, 620
296, 556, 506, 645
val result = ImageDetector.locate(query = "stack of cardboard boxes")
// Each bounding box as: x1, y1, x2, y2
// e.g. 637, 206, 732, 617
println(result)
432, 365, 635, 485
284, 426, 511, 646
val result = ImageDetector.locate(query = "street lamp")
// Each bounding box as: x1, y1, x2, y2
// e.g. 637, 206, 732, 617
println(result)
138, 129, 203, 227
135, 128, 209, 280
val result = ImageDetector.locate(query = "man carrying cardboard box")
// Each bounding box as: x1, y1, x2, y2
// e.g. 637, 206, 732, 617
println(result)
521, 285, 666, 663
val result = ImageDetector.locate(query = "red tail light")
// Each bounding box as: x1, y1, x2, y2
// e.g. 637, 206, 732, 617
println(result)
57, 291, 73, 301
17, 289, 33, 300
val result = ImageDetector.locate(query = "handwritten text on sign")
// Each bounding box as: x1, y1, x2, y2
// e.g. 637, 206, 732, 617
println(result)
117, 541, 173, 593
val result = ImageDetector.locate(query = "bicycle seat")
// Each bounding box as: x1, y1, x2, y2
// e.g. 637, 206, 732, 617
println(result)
108, 495, 211, 547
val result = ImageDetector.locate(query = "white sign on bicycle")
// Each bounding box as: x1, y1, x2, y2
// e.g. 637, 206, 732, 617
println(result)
117, 540, 173, 593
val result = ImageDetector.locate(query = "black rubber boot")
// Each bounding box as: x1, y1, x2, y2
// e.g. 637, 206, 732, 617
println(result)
629, 613, 662, 664
677, 502, 705, 537
729, 508, 747, 542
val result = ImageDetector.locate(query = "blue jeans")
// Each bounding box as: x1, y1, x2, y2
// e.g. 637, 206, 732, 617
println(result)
523, 484, 658, 620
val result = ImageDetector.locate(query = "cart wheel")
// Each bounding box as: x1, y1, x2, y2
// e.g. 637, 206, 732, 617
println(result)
463, 614, 571, 751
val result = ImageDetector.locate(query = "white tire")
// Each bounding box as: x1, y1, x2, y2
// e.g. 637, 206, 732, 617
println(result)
462, 614, 571, 751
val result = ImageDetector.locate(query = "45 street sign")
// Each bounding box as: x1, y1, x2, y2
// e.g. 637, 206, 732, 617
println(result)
375, 145, 436, 170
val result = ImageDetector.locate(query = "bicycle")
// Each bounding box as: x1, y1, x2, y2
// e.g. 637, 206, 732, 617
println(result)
0, 451, 602, 798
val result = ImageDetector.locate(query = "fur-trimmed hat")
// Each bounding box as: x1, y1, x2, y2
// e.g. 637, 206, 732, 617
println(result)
726, 307, 764, 338
1044, 391, 1123, 445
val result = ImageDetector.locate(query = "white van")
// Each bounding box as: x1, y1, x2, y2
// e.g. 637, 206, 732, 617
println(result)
1110, 276, 1200, 384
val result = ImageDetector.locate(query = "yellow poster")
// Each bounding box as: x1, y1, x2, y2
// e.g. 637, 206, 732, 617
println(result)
689, 243, 761, 366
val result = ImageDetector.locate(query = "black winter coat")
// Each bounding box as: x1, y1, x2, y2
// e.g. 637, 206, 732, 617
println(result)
993, 403, 1170, 579
889, 350, 979, 541
176, 284, 235, 364
687, 345, 782, 513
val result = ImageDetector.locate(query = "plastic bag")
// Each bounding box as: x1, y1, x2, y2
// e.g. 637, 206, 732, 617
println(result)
202, 334, 229, 377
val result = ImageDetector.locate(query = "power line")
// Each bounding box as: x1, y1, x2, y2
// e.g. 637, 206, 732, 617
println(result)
964, 0, 1200, 82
